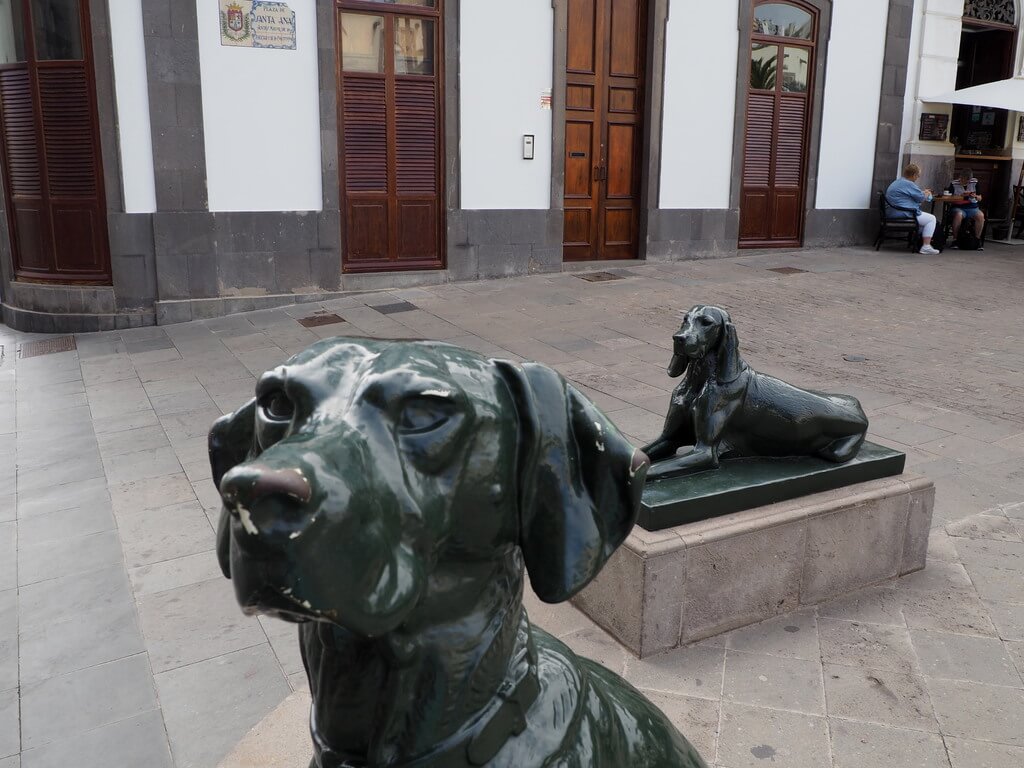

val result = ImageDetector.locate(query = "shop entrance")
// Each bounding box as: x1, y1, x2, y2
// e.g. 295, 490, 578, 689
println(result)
336, 0, 445, 274
0, 0, 110, 284
562, 0, 648, 262
738, 1, 818, 248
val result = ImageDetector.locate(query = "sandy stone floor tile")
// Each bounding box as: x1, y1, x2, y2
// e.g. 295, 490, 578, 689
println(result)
717, 703, 831, 768
724, 610, 819, 660
928, 679, 1024, 747
910, 630, 1022, 687
823, 663, 938, 732
945, 737, 1024, 768
818, 619, 919, 673
723, 651, 825, 715
829, 720, 950, 768
623, 643, 726, 701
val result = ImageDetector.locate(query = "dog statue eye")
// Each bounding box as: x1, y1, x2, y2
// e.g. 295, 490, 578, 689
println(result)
698, 316, 714, 326
399, 398, 454, 434
261, 390, 294, 422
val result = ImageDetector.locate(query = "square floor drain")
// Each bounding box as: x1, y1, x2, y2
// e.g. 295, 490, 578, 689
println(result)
374, 302, 418, 315
18, 336, 77, 358
768, 267, 809, 275
297, 313, 346, 328
576, 272, 624, 283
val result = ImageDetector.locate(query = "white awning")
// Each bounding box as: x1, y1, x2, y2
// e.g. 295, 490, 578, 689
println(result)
925, 76, 1024, 112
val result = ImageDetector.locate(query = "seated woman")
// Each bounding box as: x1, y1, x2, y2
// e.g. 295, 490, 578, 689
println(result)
885, 164, 939, 255
949, 170, 985, 247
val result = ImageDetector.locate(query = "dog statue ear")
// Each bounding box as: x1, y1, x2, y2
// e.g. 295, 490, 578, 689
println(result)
208, 399, 258, 579
716, 322, 744, 383
495, 361, 650, 604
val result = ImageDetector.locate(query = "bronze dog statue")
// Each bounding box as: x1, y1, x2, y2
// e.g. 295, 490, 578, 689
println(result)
643, 305, 869, 480
210, 338, 707, 768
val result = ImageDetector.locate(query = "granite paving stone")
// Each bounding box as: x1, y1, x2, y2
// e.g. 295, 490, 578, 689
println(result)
129, 551, 223, 597
623, 643, 726, 701
16, 530, 124, 586
117, 501, 214, 568
0, 689, 17, 759
0, 591, 16, 693
137, 577, 267, 673
19, 710, 173, 768
155, 644, 290, 768
19, 654, 158, 750
725, 610, 820, 660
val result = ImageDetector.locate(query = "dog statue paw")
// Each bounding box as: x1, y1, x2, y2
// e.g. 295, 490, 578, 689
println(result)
643, 305, 869, 481
210, 338, 708, 768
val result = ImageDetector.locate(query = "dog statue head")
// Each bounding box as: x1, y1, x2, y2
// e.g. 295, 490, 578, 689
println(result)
210, 338, 648, 639
668, 305, 743, 382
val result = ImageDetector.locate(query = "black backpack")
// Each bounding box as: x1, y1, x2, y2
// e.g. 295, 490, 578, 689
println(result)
957, 227, 980, 251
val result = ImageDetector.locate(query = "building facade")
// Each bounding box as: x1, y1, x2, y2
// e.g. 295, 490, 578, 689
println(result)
0, 0, 976, 331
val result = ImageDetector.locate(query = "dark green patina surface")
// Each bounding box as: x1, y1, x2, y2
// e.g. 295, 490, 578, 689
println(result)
210, 338, 708, 768
639, 441, 907, 531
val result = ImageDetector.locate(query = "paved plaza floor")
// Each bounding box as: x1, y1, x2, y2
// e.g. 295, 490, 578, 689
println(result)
1, 245, 1023, 768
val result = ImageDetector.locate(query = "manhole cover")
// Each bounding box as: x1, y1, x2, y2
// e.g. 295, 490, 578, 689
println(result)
18, 336, 77, 359
768, 267, 808, 275
843, 354, 868, 363
297, 313, 345, 328
577, 272, 623, 283
374, 302, 418, 315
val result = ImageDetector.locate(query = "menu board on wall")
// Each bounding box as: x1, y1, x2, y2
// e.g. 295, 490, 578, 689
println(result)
919, 113, 949, 142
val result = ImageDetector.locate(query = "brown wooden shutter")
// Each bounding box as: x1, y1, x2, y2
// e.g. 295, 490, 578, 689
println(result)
394, 78, 437, 261
341, 77, 389, 263
0, 68, 41, 197
739, 92, 775, 240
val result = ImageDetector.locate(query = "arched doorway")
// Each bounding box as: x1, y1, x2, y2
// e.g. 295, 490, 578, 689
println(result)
0, 0, 110, 283
738, 0, 818, 248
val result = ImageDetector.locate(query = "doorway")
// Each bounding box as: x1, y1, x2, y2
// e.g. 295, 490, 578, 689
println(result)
336, 0, 445, 274
562, 0, 647, 262
0, 0, 110, 283
738, 1, 817, 248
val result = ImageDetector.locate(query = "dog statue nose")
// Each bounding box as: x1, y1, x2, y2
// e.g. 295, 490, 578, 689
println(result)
220, 465, 312, 511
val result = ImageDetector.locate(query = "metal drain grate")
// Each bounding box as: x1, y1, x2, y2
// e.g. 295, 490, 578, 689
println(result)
374, 302, 418, 315
18, 336, 77, 358
767, 267, 809, 275
297, 313, 346, 328
576, 272, 624, 283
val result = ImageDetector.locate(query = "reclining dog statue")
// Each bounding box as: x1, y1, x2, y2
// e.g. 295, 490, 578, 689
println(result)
643, 304, 869, 480
210, 338, 708, 768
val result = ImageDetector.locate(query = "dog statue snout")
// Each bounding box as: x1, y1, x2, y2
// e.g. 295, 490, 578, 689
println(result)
220, 464, 312, 510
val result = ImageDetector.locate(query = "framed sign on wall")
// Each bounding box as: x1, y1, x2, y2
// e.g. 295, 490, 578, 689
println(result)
919, 113, 950, 142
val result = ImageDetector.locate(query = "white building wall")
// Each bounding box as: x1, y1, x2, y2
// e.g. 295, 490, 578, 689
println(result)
108, 0, 157, 214
460, 0, 553, 210
659, 0, 740, 209
902, 0, 965, 159
815, 0, 890, 209
196, 0, 322, 212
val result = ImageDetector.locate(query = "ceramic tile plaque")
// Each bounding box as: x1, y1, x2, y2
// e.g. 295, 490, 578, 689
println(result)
220, 1, 297, 50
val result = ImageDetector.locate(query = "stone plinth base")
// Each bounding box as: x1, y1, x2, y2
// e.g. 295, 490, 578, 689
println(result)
218, 692, 312, 768
572, 475, 935, 658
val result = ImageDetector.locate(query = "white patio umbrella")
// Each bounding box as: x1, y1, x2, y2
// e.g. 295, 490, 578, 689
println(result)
924, 76, 1024, 241
925, 75, 1024, 111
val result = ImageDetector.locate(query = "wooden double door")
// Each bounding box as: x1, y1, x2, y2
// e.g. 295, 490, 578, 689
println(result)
563, 0, 647, 261
0, 0, 109, 283
337, 0, 444, 274
739, 1, 818, 248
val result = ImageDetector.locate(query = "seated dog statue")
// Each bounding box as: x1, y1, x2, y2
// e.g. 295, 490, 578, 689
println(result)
643, 305, 869, 480
210, 338, 707, 768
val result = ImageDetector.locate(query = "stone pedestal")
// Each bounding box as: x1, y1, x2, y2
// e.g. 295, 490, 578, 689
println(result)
218, 692, 312, 768
572, 474, 935, 658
